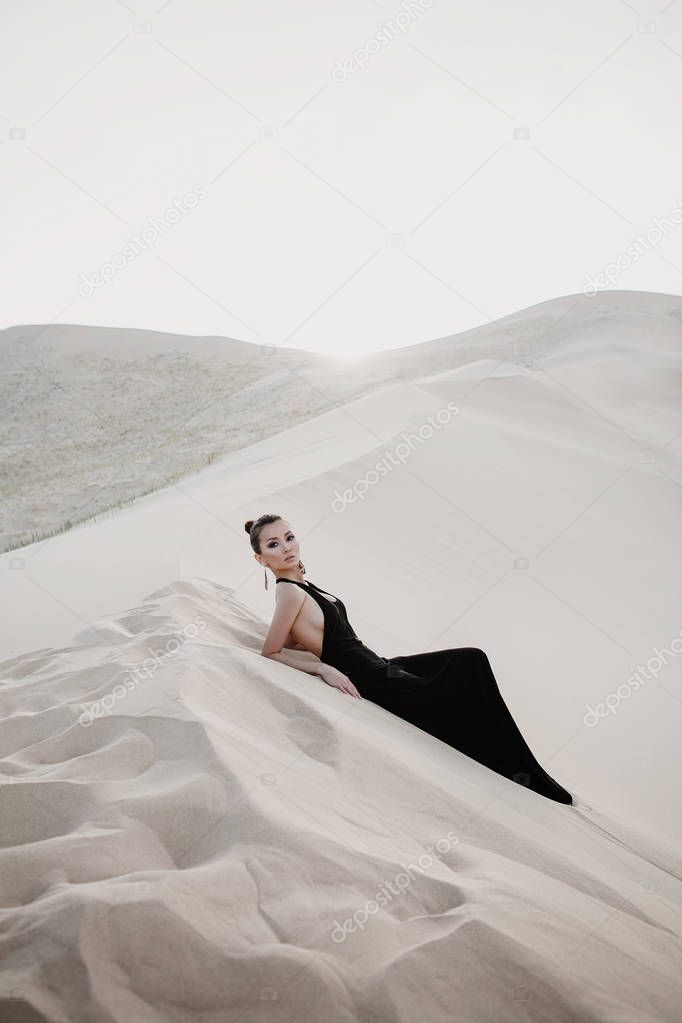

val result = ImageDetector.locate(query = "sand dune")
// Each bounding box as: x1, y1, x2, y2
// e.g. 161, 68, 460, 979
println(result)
1, 292, 681, 1020
2, 290, 680, 552
1, 578, 681, 1021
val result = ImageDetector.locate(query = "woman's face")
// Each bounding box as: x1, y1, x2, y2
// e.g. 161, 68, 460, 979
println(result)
257, 520, 300, 573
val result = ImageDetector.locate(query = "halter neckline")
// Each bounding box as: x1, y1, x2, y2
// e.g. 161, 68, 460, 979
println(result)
276, 578, 340, 603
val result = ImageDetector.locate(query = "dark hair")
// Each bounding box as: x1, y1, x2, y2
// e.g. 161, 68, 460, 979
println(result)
244, 513, 284, 554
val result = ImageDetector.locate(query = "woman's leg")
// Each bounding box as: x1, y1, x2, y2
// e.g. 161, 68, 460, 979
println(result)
386, 647, 573, 805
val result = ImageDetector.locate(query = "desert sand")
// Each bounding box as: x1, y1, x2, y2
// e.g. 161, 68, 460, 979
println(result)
1, 292, 681, 1021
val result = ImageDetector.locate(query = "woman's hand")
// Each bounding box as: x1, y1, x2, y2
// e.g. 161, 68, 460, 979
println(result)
318, 664, 363, 700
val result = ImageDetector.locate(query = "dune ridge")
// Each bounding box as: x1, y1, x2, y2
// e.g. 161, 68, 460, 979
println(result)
1, 577, 681, 1022
1, 292, 681, 1020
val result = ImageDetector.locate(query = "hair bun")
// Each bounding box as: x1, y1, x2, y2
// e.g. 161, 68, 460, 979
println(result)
244, 519, 254, 534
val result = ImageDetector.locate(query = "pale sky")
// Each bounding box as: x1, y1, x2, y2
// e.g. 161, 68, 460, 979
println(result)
2, 0, 682, 355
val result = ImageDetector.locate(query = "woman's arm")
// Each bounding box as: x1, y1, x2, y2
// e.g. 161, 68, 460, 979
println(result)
260, 586, 323, 676
261, 585, 306, 656
263, 649, 363, 698
263, 648, 325, 676
259, 586, 363, 697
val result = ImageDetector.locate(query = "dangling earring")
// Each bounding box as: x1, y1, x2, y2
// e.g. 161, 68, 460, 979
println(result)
263, 566, 268, 590
298, 560, 305, 575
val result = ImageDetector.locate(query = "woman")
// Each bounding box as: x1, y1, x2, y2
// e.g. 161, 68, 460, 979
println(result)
246, 512, 573, 805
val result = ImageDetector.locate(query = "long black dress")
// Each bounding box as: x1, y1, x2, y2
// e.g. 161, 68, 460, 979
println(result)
277, 577, 573, 805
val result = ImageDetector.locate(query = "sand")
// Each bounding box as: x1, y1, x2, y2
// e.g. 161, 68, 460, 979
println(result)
1, 291, 681, 1021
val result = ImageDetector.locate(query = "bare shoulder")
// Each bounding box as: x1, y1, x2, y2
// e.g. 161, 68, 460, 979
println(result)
274, 582, 305, 607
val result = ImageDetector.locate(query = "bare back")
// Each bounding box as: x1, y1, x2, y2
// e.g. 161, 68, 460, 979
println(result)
277, 581, 338, 658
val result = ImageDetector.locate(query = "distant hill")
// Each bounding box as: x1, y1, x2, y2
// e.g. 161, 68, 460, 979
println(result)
2, 290, 680, 551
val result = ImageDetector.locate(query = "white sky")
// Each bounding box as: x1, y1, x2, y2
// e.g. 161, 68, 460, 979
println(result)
2, 0, 682, 355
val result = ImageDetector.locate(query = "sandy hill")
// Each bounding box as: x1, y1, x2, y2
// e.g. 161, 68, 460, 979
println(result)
1, 291, 681, 1021
2, 290, 680, 552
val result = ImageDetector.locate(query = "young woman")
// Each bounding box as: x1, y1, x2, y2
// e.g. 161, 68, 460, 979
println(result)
246, 512, 573, 805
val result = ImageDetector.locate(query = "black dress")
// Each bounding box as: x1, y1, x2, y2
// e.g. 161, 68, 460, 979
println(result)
277, 577, 573, 806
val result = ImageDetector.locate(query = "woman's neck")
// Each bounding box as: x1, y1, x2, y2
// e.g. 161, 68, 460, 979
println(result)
274, 569, 307, 584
